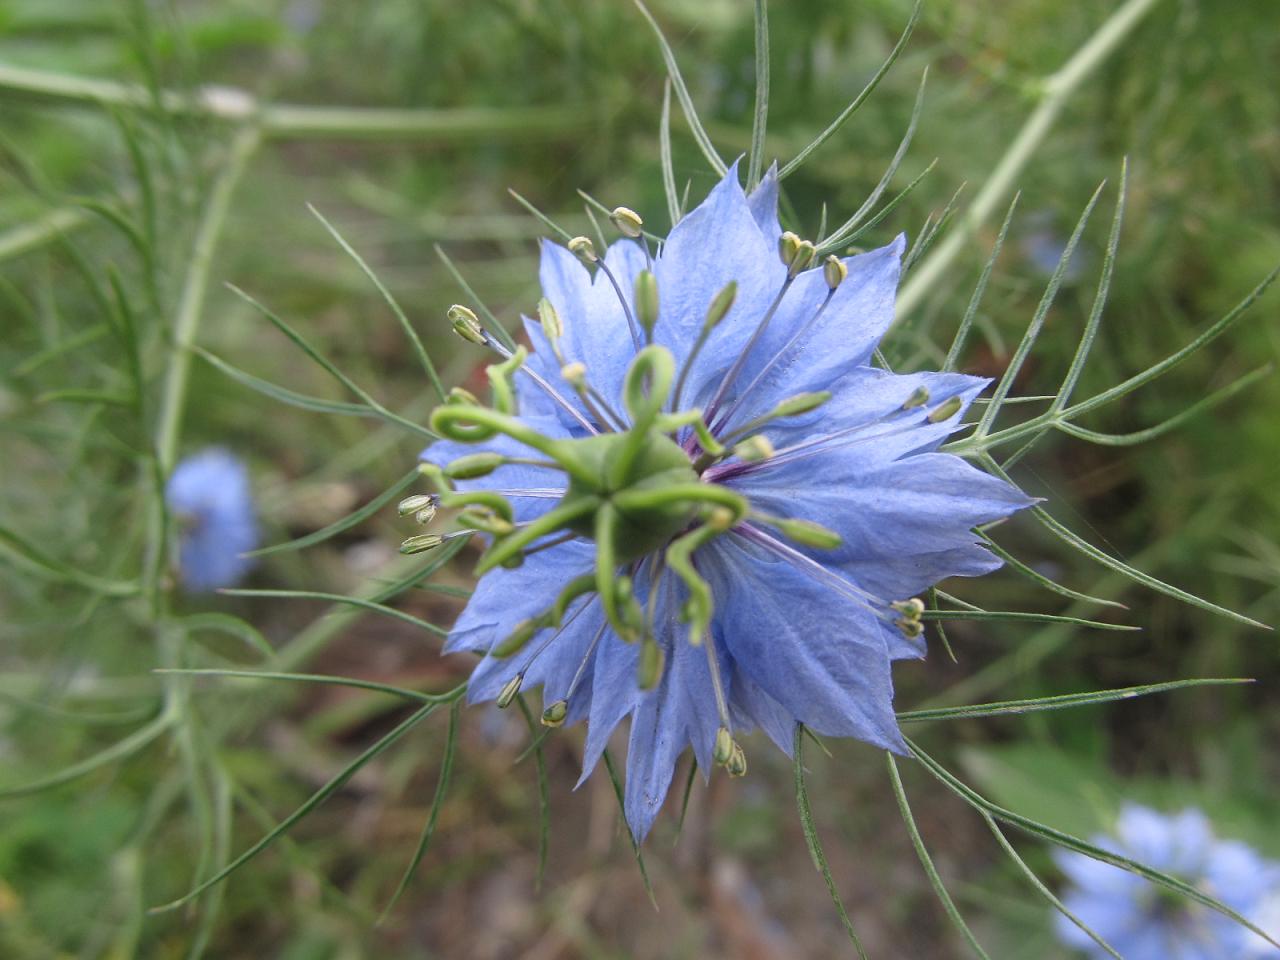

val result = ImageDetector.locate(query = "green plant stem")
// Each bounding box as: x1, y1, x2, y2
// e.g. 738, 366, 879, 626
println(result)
153, 126, 261, 475
0, 60, 587, 141
895, 0, 1163, 322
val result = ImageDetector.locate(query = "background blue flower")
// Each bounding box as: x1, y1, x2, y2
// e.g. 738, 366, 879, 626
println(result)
165, 448, 258, 593
1055, 804, 1280, 958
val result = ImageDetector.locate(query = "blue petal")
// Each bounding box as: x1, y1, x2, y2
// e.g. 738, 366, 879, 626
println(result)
715, 237, 908, 430
651, 162, 785, 397
538, 236, 648, 408
732, 451, 1032, 585
621, 626, 722, 841
727, 665, 797, 755
701, 535, 906, 751
746, 162, 782, 243
166, 448, 258, 592
443, 539, 595, 657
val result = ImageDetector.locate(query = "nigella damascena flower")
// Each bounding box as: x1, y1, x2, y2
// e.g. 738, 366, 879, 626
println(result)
165, 448, 258, 593
414, 161, 1032, 840
1055, 804, 1280, 958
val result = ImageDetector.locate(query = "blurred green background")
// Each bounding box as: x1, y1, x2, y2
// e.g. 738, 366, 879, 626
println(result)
1, 0, 1277, 956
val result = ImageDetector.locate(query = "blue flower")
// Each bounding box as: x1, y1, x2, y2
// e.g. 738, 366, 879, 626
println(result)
420, 162, 1032, 841
166, 448, 258, 593
1055, 804, 1280, 958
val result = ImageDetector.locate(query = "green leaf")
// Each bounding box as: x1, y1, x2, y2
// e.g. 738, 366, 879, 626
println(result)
0, 522, 139, 596
1049, 161, 1126, 414
779, 1, 920, 180
0, 711, 172, 798
602, 748, 657, 908
919, 609, 1137, 631
817, 67, 928, 254
981, 454, 1268, 629
220, 588, 448, 637
794, 725, 869, 958
180, 612, 274, 658
379, 698, 461, 920
226, 284, 438, 442
897, 678, 1252, 724
516, 695, 550, 892
943, 194, 1020, 372
196, 346, 377, 418
974, 181, 1106, 438
156, 668, 452, 704
746, 0, 769, 192
1056, 365, 1272, 447
150, 693, 461, 913
247, 468, 420, 558
981, 811, 1122, 960
308, 203, 446, 402
506, 188, 573, 241
660, 80, 681, 227
977, 532, 1126, 609
886, 754, 991, 959
632, 0, 727, 177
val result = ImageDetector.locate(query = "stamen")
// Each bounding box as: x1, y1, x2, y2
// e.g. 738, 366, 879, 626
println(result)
564, 618, 609, 702
634, 270, 659, 343
446, 302, 600, 435
398, 529, 472, 556
397, 493, 436, 517
561, 362, 627, 432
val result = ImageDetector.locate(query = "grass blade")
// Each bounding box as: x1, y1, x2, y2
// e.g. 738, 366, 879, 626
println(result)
943, 195, 1020, 372
507, 188, 573, 241
151, 698, 452, 913
1050, 161, 1126, 413
632, 0, 727, 177
0, 711, 172, 799
195, 347, 376, 417
977, 532, 1126, 608
221, 588, 449, 637
818, 67, 928, 253
907, 740, 1280, 949
919, 609, 1135, 631
180, 613, 273, 658
660, 80, 681, 227
779, 1, 920, 180
981, 811, 1122, 960
379, 699, 461, 920
308, 203, 446, 402
886, 753, 991, 959
746, 0, 770, 191
602, 747, 657, 908
897, 678, 1252, 723
975, 181, 1106, 437
794, 725, 869, 958
982, 454, 1268, 629
157, 669, 458, 704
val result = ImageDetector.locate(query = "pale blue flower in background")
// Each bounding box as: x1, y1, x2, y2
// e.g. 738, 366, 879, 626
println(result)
1055, 804, 1280, 958
166, 448, 258, 593
425, 163, 1032, 840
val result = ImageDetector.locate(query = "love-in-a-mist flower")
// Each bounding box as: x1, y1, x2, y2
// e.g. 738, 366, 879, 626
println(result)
166, 448, 258, 593
412, 162, 1032, 840
1055, 804, 1280, 958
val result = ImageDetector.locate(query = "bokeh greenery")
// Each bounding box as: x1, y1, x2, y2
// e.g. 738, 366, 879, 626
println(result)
1, 0, 1276, 956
